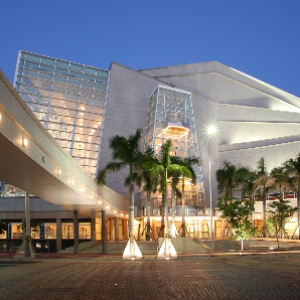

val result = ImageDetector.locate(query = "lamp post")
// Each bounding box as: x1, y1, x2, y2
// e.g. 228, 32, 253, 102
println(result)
207, 125, 216, 254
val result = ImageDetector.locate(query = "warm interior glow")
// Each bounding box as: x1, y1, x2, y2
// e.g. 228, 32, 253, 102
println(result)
164, 125, 189, 138
57, 169, 61, 176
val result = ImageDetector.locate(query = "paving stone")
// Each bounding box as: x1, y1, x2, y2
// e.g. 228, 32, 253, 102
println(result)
0, 254, 300, 299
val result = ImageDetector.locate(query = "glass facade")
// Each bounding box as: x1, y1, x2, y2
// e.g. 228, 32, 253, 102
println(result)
142, 85, 204, 215
14, 51, 109, 176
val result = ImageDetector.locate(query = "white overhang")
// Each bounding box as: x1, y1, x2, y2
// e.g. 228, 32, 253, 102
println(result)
0, 70, 129, 219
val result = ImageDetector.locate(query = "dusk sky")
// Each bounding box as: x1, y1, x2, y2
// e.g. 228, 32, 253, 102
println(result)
1, 1, 300, 96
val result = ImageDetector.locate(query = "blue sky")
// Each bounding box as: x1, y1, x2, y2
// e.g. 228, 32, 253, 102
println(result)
1, 0, 300, 96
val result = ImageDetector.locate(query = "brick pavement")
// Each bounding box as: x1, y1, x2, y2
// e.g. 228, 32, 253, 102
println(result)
1, 254, 300, 299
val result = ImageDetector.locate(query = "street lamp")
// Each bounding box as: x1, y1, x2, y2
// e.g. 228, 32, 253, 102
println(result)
207, 125, 216, 254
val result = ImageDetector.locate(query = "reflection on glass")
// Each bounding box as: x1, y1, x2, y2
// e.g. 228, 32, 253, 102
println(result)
15, 51, 109, 176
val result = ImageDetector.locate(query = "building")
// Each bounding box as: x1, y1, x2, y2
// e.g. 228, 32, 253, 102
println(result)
1, 50, 300, 251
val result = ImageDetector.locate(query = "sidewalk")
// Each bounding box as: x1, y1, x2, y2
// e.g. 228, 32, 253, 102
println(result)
2, 249, 300, 263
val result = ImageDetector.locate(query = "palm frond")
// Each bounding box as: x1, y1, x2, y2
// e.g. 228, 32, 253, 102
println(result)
96, 161, 127, 185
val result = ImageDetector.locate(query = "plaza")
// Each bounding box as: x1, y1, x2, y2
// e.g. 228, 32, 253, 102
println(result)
1, 253, 300, 299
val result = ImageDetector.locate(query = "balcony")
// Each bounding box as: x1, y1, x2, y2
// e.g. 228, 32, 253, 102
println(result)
164, 115, 190, 138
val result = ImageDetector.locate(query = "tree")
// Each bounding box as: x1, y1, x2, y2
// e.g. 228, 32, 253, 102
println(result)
241, 169, 258, 225
137, 146, 159, 241
143, 140, 190, 240
216, 161, 249, 201
254, 157, 273, 237
270, 166, 292, 199
171, 156, 199, 237
96, 128, 143, 256
241, 169, 257, 201
283, 152, 300, 238
217, 196, 255, 252
169, 169, 181, 238
267, 198, 297, 249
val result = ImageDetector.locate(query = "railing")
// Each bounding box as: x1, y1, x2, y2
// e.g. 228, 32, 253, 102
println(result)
165, 115, 190, 129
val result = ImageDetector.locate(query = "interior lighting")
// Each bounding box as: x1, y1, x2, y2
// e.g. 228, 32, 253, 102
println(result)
106, 205, 110, 209
57, 169, 61, 176
69, 179, 74, 185
0, 113, 2, 121
22, 137, 28, 147
98, 200, 102, 204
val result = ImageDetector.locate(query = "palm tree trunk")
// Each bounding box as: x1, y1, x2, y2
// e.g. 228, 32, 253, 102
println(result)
165, 170, 169, 238
129, 182, 135, 238
263, 186, 266, 237
161, 191, 165, 237
170, 187, 176, 238
181, 178, 186, 237
146, 190, 151, 241
129, 164, 135, 256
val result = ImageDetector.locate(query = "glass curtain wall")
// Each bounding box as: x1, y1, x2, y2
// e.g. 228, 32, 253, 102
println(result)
14, 51, 109, 176
143, 85, 204, 217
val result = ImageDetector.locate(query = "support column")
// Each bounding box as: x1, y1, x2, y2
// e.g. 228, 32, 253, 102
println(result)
109, 218, 114, 241
91, 218, 96, 242
152, 218, 156, 241
115, 217, 120, 242
25, 192, 30, 257
73, 210, 79, 254
101, 210, 107, 254
123, 219, 128, 241
56, 219, 62, 252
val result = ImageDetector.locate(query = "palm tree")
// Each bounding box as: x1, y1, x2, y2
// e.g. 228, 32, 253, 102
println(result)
96, 128, 143, 257
216, 161, 249, 201
283, 152, 300, 238
255, 157, 273, 237
241, 169, 258, 201
139, 146, 159, 241
241, 169, 258, 225
270, 166, 292, 199
169, 169, 181, 238
171, 156, 199, 237
143, 140, 189, 241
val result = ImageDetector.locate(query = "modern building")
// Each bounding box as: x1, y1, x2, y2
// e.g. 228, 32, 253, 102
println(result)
1, 50, 300, 251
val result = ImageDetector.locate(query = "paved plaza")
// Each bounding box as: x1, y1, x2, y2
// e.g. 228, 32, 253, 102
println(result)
1, 254, 300, 299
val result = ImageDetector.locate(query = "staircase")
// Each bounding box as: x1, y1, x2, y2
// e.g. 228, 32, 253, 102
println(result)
58, 241, 158, 255
168, 237, 208, 254
137, 241, 158, 255
200, 239, 241, 252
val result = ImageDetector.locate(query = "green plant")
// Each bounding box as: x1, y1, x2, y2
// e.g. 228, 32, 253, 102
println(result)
267, 198, 297, 249
217, 196, 255, 251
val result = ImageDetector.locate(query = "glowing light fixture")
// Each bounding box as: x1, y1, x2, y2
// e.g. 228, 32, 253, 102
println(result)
207, 125, 217, 136
98, 200, 102, 204
22, 137, 28, 147
57, 169, 61, 176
